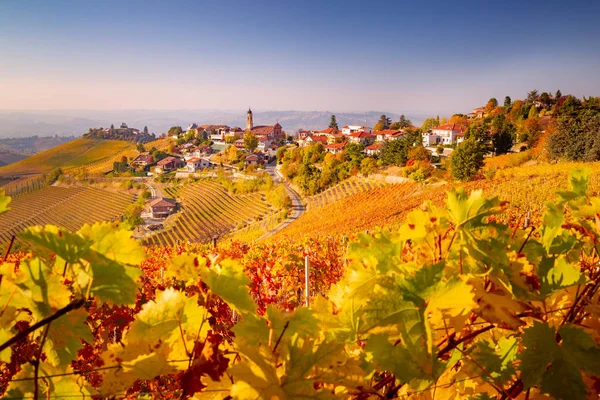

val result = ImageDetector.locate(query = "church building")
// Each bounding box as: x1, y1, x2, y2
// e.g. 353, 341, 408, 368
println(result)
245, 108, 284, 142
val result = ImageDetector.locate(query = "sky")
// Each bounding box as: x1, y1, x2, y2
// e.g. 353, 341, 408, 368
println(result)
0, 0, 599, 116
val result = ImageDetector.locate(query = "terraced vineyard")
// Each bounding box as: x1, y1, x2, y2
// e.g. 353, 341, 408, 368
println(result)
145, 180, 272, 246
0, 186, 134, 245
0, 138, 135, 178
306, 177, 387, 209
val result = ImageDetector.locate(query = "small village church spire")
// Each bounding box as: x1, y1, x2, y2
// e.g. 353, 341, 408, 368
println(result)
246, 107, 254, 131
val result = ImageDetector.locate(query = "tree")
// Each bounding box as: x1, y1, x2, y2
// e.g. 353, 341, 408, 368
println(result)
538, 92, 552, 109
555, 89, 562, 100
244, 132, 259, 152
375, 114, 391, 131
490, 116, 515, 154
408, 146, 431, 161
110, 124, 115, 130
547, 111, 600, 161
526, 89, 539, 105
528, 105, 539, 119
379, 132, 420, 166
397, 114, 412, 128
450, 139, 485, 181
329, 115, 338, 130
360, 157, 377, 176
504, 96, 512, 108
485, 98, 498, 113
436, 145, 444, 156
124, 203, 144, 227
421, 117, 439, 132
168, 126, 183, 137
448, 114, 468, 125
143, 126, 149, 135
137, 143, 146, 152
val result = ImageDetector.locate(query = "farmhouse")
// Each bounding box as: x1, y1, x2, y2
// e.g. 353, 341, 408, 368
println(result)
365, 143, 383, 156
186, 157, 211, 172
131, 154, 154, 166
304, 135, 328, 146
341, 125, 371, 135
149, 197, 177, 219
245, 153, 264, 166
375, 130, 405, 142
348, 131, 375, 146
422, 123, 467, 146
324, 142, 346, 154
155, 156, 184, 173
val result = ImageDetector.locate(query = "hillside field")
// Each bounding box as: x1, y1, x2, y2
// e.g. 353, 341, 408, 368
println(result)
0, 185, 134, 247
276, 160, 600, 240
0, 138, 135, 177
144, 179, 272, 246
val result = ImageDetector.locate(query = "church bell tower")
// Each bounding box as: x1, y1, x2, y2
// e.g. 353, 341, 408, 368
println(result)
246, 108, 253, 131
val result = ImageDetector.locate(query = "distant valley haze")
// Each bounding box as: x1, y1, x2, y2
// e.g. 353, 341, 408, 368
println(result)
0, 109, 432, 138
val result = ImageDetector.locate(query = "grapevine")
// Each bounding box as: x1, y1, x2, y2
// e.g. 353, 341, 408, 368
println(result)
0, 168, 599, 399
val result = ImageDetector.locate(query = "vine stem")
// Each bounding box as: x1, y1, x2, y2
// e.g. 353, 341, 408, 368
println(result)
0, 298, 84, 352
33, 322, 52, 400
517, 226, 535, 254
272, 321, 289, 354
437, 325, 494, 358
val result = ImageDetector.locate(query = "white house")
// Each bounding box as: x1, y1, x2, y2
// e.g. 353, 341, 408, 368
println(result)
375, 129, 405, 142
324, 142, 346, 154
341, 125, 371, 135
348, 131, 375, 145
365, 143, 383, 156
422, 123, 467, 146
186, 157, 211, 172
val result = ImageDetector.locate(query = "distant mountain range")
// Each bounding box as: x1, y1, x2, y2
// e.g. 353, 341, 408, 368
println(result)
0, 110, 431, 138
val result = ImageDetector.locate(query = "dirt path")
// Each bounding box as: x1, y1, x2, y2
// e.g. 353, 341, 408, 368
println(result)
258, 164, 305, 240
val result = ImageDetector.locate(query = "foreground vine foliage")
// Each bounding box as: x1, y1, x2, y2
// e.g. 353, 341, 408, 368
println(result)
1, 169, 600, 399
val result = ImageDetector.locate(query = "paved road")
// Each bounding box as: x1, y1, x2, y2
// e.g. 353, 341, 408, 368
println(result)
260, 164, 305, 239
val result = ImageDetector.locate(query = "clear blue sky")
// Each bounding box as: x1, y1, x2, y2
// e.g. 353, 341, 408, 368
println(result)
1, 0, 599, 116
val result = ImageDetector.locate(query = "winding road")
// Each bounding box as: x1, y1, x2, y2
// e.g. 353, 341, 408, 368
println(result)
260, 163, 305, 239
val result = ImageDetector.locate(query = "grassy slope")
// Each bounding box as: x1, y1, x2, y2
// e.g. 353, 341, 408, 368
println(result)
0, 138, 134, 177
274, 159, 600, 240
0, 152, 27, 166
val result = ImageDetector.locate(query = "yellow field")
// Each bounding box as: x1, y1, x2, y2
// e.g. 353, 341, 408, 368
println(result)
275, 160, 600, 240
145, 180, 272, 246
0, 138, 135, 177
0, 185, 134, 245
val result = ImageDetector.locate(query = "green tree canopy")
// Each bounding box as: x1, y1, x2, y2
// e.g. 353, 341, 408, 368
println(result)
244, 132, 259, 152
329, 115, 338, 129
450, 139, 485, 181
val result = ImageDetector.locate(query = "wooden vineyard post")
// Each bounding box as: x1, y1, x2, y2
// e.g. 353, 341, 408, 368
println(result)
160, 267, 165, 286
304, 255, 310, 307
212, 236, 217, 249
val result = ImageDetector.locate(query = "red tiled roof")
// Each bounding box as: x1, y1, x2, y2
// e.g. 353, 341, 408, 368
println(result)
433, 123, 467, 132
376, 130, 402, 136
366, 143, 383, 150
307, 135, 328, 142
318, 128, 337, 134
150, 197, 177, 207
350, 131, 373, 138
133, 154, 153, 163
157, 156, 181, 166
325, 142, 346, 149
251, 125, 276, 135
187, 157, 202, 163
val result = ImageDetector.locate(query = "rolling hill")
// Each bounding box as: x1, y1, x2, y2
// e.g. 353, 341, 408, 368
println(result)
0, 138, 135, 177
0, 151, 27, 166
